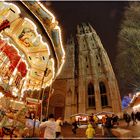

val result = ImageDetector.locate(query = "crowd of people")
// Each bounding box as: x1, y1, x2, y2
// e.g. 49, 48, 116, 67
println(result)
71, 113, 119, 139
123, 110, 140, 126
23, 111, 140, 139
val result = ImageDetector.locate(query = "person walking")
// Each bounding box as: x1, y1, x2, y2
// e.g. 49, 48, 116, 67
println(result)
56, 117, 63, 139
72, 120, 78, 134
39, 114, 56, 139
85, 123, 95, 139
131, 111, 137, 125
123, 112, 131, 127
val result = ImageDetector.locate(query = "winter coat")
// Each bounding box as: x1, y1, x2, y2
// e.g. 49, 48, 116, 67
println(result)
40, 119, 56, 139
56, 119, 63, 132
105, 117, 112, 128
86, 124, 95, 138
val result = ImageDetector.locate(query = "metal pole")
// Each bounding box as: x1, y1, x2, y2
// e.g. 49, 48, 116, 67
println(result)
32, 69, 47, 137
32, 57, 49, 137
46, 86, 52, 118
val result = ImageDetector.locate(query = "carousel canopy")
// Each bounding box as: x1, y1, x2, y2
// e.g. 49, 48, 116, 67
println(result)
0, 1, 65, 97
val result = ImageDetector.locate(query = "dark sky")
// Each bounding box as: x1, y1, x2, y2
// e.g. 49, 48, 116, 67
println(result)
43, 1, 128, 66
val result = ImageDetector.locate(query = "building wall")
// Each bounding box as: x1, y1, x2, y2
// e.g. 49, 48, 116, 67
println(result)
52, 23, 121, 122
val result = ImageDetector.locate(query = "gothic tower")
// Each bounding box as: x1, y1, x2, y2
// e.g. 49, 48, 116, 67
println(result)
52, 23, 121, 122
76, 23, 121, 114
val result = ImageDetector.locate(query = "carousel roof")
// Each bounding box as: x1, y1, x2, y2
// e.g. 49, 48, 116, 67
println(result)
0, 1, 65, 97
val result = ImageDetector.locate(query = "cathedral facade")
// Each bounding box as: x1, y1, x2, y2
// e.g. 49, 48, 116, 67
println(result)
49, 23, 121, 121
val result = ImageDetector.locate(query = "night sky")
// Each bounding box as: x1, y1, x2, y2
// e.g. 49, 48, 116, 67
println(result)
42, 1, 128, 97
43, 1, 128, 66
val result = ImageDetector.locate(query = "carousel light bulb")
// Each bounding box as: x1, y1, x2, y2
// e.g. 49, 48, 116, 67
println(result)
13, 68, 17, 76
9, 77, 13, 85
0, 92, 4, 99
12, 91, 17, 97
5, 61, 10, 68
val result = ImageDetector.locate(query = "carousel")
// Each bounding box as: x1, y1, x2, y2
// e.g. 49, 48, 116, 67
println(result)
0, 1, 65, 138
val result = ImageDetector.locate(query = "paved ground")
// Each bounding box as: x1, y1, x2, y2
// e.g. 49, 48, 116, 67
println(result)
61, 120, 140, 139
61, 124, 116, 139
119, 120, 140, 138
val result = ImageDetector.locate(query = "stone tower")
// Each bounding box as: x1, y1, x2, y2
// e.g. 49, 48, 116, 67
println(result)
75, 23, 121, 115
52, 23, 121, 122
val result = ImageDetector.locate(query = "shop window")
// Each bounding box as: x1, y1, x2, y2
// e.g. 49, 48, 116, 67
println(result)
99, 82, 108, 106
88, 83, 95, 107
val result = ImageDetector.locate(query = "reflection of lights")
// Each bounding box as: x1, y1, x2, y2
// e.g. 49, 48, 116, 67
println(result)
0, 92, 4, 99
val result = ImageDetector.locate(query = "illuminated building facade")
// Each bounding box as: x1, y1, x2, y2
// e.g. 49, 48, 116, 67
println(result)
52, 23, 121, 121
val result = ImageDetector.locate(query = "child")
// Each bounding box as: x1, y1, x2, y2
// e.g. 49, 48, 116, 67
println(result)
86, 123, 95, 139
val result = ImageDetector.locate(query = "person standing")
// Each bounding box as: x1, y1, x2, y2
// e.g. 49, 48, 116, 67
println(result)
56, 117, 63, 138
101, 115, 106, 136
85, 123, 95, 139
104, 115, 113, 137
112, 114, 119, 127
39, 114, 56, 139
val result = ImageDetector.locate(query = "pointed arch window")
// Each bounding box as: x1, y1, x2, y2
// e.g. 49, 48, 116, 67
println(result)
88, 82, 95, 107
99, 82, 108, 106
